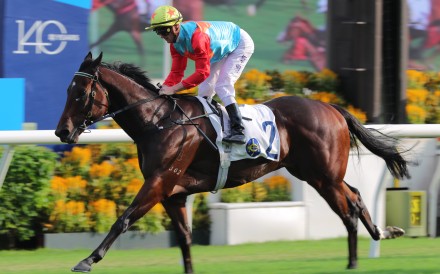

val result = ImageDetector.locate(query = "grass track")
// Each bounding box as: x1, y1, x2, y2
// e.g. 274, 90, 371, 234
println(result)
1, 237, 439, 274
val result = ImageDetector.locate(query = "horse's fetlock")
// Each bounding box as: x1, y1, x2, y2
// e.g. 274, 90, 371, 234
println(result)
90, 249, 105, 262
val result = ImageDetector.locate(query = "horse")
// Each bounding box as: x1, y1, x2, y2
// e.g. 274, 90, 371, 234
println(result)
90, 0, 146, 66
55, 52, 409, 273
277, 16, 326, 71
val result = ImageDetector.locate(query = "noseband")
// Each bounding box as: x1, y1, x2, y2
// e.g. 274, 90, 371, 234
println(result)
74, 71, 110, 130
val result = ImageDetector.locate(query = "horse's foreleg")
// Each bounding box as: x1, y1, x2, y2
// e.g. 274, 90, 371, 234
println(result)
71, 206, 136, 272
71, 183, 162, 273
162, 195, 193, 274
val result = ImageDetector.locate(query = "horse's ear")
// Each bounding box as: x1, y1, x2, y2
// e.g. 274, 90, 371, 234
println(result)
85, 51, 93, 61
91, 52, 103, 68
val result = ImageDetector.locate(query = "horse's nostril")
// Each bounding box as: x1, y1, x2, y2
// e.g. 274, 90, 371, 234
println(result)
55, 129, 70, 138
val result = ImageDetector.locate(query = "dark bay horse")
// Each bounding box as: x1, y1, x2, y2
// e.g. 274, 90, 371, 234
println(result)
55, 52, 409, 273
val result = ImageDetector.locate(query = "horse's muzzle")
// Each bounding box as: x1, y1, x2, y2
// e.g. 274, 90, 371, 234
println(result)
55, 127, 77, 144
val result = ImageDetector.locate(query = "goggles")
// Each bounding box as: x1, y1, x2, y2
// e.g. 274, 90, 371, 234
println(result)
154, 27, 171, 36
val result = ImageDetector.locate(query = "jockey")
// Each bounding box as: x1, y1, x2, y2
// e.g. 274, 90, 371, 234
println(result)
145, 5, 255, 144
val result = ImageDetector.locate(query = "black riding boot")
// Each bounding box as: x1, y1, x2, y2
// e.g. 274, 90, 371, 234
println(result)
223, 103, 246, 144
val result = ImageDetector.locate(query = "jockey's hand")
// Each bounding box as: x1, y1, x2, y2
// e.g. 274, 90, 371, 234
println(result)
159, 83, 185, 96
159, 85, 174, 96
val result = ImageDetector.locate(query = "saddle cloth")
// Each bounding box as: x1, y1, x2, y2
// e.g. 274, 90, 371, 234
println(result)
195, 96, 280, 162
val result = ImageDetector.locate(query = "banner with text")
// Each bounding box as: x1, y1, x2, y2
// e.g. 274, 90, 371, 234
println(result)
2, 0, 91, 130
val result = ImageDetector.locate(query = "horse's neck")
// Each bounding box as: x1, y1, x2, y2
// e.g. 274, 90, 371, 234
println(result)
99, 68, 164, 138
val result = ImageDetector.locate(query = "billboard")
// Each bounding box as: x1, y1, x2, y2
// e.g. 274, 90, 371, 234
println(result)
89, 0, 329, 78
1, 0, 91, 130
407, 0, 440, 70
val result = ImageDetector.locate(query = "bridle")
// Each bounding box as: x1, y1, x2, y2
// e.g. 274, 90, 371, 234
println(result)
73, 71, 108, 129
73, 70, 161, 130
73, 69, 217, 150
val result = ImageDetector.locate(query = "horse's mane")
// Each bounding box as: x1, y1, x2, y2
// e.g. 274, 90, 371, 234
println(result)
99, 61, 197, 101
102, 62, 159, 93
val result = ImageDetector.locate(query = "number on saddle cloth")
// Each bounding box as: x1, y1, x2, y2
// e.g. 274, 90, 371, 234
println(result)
196, 97, 280, 162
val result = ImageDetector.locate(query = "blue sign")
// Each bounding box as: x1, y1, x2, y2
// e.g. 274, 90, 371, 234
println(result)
0, 78, 25, 130
2, 0, 91, 129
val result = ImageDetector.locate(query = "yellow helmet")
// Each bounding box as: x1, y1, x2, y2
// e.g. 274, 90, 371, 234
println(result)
145, 5, 183, 31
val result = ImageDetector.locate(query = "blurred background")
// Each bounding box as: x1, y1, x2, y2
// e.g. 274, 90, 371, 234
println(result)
2, 0, 440, 129
0, 0, 439, 256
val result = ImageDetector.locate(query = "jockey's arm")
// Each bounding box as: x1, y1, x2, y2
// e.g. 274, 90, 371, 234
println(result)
163, 45, 187, 87
181, 31, 211, 89
163, 32, 211, 93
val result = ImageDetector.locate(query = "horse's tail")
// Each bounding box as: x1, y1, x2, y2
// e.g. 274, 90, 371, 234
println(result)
330, 104, 411, 179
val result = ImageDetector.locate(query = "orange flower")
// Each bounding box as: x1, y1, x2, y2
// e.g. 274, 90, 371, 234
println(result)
126, 178, 143, 194
65, 176, 87, 189
89, 161, 115, 178
150, 203, 165, 215
63, 147, 92, 167
406, 104, 427, 124
265, 175, 290, 190
282, 70, 308, 84
125, 158, 140, 169
309, 91, 342, 104
244, 98, 256, 105
53, 200, 66, 214
66, 201, 86, 215
51, 176, 67, 194
91, 199, 116, 217
407, 89, 428, 104
347, 105, 367, 124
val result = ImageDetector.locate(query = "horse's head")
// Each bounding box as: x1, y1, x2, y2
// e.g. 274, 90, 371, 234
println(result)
55, 52, 110, 144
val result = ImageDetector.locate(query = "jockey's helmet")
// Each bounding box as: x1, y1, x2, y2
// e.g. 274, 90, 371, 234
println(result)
145, 5, 183, 31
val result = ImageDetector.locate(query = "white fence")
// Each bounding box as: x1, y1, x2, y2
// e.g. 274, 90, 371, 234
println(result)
0, 124, 439, 257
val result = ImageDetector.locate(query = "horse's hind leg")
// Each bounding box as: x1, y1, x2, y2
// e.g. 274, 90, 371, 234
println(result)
318, 181, 405, 269
344, 182, 405, 240
311, 181, 362, 269
162, 195, 193, 274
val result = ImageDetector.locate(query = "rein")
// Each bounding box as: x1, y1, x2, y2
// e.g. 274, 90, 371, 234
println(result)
74, 71, 161, 129
74, 70, 218, 151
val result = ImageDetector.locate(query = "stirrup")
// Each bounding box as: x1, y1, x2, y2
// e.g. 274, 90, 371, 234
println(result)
223, 134, 246, 144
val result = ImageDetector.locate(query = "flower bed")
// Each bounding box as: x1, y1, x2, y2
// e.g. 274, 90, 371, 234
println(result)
45, 143, 210, 235
406, 70, 440, 124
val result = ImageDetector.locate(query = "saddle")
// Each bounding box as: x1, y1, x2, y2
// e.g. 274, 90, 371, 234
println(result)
195, 97, 280, 192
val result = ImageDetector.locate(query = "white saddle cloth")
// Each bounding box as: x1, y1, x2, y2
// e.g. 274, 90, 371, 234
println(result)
196, 96, 280, 162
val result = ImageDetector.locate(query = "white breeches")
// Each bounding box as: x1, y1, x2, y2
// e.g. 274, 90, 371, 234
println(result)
197, 29, 255, 106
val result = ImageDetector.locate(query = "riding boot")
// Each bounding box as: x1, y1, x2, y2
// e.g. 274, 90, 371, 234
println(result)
223, 103, 246, 144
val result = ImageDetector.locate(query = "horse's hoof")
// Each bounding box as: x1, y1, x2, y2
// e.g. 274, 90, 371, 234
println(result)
71, 260, 92, 273
346, 262, 358, 269
384, 226, 405, 239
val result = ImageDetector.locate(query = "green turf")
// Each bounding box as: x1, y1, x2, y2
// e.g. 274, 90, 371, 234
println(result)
1, 237, 439, 274
91, 0, 325, 79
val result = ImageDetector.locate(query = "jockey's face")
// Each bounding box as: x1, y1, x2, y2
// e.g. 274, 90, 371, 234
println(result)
156, 24, 180, 44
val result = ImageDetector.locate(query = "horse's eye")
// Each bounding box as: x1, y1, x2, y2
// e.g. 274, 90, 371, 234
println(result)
75, 90, 88, 102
